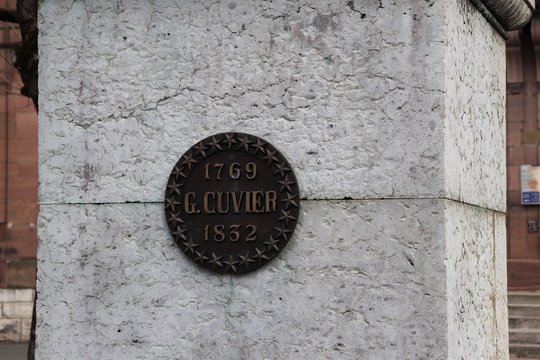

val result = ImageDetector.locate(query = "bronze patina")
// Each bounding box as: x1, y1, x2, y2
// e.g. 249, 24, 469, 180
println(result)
164, 132, 300, 274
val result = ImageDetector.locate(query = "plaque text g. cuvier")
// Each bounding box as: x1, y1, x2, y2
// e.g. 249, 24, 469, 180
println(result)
183, 190, 278, 214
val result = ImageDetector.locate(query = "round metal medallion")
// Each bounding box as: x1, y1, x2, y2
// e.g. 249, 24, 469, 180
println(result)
164, 132, 300, 274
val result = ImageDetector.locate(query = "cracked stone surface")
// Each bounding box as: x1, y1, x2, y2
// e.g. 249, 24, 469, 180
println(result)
37, 200, 448, 360
38, 0, 505, 212
36, 200, 507, 359
39, 1, 449, 204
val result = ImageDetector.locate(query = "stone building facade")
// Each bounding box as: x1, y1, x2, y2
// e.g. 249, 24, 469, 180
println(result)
506, 12, 540, 289
0, 0, 37, 343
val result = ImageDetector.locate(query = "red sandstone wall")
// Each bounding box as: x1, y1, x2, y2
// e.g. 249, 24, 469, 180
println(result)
0, 0, 37, 289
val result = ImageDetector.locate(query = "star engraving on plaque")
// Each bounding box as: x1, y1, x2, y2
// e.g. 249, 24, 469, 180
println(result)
182, 153, 198, 169
207, 136, 223, 152
237, 134, 253, 151
167, 211, 184, 227
193, 142, 208, 157
251, 138, 266, 154
166, 179, 182, 196
274, 223, 293, 240
165, 197, 181, 212
171, 164, 188, 179
172, 225, 188, 241
223, 255, 239, 273
182, 237, 199, 254
273, 161, 290, 177
223, 133, 237, 149
193, 250, 209, 264
278, 175, 295, 193
281, 192, 298, 209
264, 236, 281, 252
208, 253, 223, 270
278, 209, 296, 225
238, 251, 255, 269
253, 248, 269, 265
263, 148, 279, 164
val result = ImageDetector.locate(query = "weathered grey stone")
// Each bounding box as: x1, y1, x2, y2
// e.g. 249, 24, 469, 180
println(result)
445, 201, 508, 360
38, 0, 508, 212
444, 0, 506, 212
37, 200, 449, 360
39, 1, 449, 205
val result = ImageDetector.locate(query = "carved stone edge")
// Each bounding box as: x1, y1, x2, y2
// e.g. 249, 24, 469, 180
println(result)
469, 0, 534, 39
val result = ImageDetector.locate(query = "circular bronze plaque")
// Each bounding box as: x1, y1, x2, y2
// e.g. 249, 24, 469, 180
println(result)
164, 132, 300, 274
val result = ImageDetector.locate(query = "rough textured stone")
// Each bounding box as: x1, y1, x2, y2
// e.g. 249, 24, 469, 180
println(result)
445, 202, 508, 360
444, 0, 506, 213
38, 1, 448, 204
38, 0, 507, 212
37, 200, 448, 360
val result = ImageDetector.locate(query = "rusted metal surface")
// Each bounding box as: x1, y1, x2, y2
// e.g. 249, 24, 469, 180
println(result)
164, 132, 300, 274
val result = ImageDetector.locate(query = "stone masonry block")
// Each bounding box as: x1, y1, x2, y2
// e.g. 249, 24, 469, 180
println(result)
38, 1, 507, 211
0, 318, 20, 342
35, 199, 504, 359
39, 1, 449, 205
0, 289, 34, 303
2, 302, 34, 319
446, 201, 507, 360
444, 0, 506, 212
21, 318, 32, 342
37, 200, 448, 359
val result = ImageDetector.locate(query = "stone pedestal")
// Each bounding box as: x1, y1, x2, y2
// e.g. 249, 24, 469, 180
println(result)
36, 1, 528, 359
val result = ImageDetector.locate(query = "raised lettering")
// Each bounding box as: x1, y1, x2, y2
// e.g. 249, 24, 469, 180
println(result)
246, 162, 257, 179
204, 192, 216, 214
246, 225, 257, 241
214, 163, 224, 180
265, 191, 277, 212
229, 224, 240, 242
231, 191, 244, 214
217, 192, 230, 214
253, 191, 264, 213
244, 191, 252, 213
214, 225, 225, 242
184, 192, 198, 214
229, 162, 241, 179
